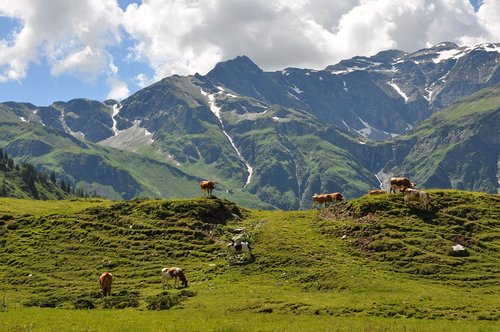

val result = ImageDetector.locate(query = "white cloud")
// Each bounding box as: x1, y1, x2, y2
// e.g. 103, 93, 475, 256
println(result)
106, 76, 129, 100
121, 0, 499, 79
0, 0, 499, 89
0, 0, 122, 81
134, 73, 153, 89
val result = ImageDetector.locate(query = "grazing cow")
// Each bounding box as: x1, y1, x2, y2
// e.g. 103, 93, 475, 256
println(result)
200, 180, 216, 197
368, 189, 387, 195
99, 272, 113, 297
389, 177, 416, 194
312, 192, 343, 208
227, 239, 253, 260
161, 267, 188, 289
404, 188, 431, 208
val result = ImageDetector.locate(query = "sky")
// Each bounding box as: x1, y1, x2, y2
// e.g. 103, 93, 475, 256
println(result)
0, 0, 498, 106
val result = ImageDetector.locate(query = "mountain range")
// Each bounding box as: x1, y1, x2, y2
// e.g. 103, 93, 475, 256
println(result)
0, 42, 499, 209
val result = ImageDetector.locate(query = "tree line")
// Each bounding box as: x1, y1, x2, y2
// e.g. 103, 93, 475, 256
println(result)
0, 148, 97, 199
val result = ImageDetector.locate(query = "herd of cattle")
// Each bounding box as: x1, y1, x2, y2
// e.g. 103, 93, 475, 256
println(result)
311, 177, 430, 208
98, 233, 253, 296
200, 178, 430, 209
97, 177, 428, 296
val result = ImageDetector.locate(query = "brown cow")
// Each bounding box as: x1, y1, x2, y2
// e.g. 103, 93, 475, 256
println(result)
328, 192, 344, 202
312, 192, 343, 208
368, 189, 387, 195
200, 180, 216, 197
389, 177, 416, 194
404, 188, 431, 208
312, 194, 330, 208
99, 272, 113, 297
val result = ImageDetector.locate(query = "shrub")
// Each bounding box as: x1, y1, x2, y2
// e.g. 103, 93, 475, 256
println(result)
74, 298, 95, 310
146, 290, 196, 310
24, 295, 70, 308
146, 292, 180, 310
100, 290, 140, 309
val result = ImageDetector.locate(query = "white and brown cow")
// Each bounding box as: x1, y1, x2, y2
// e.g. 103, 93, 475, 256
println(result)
161, 267, 188, 289
404, 188, 432, 208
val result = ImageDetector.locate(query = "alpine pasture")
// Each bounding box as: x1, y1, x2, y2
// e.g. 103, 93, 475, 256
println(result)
0, 190, 499, 331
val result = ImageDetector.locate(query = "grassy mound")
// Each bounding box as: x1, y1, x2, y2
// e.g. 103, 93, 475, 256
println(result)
318, 190, 500, 284
0, 197, 243, 308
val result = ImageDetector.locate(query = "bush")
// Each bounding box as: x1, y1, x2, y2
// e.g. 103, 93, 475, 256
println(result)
146, 290, 196, 310
74, 298, 95, 310
24, 295, 70, 308
100, 290, 140, 309
146, 292, 180, 310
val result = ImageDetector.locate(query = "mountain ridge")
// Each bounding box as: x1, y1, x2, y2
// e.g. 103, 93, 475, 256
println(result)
0, 42, 499, 208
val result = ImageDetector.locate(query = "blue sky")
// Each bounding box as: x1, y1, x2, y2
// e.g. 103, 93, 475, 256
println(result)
0, 0, 497, 106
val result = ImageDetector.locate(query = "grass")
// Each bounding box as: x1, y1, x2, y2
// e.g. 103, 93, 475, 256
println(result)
0, 191, 499, 331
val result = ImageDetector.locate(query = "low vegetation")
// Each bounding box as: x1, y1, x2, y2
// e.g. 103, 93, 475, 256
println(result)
0, 191, 498, 331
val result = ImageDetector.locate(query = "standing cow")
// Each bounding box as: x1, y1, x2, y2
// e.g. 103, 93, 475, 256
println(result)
312, 192, 344, 208
161, 267, 188, 289
389, 177, 416, 194
227, 239, 253, 261
99, 272, 113, 297
200, 180, 216, 197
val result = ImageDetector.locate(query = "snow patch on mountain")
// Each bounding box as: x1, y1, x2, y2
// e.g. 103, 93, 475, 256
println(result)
354, 117, 374, 137
290, 85, 303, 94
287, 91, 300, 100
342, 119, 351, 132
432, 49, 467, 63
388, 80, 409, 102
60, 110, 85, 139
201, 88, 253, 187
111, 103, 122, 136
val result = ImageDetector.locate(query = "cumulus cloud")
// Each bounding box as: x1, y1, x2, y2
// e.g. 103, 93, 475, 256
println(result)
0, 0, 499, 96
0, 0, 123, 83
106, 76, 130, 100
121, 0, 499, 79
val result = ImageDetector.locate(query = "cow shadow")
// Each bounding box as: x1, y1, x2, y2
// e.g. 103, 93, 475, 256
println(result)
228, 255, 256, 266
406, 204, 440, 224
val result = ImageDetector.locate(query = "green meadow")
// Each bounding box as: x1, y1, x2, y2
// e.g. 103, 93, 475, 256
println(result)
0, 191, 499, 331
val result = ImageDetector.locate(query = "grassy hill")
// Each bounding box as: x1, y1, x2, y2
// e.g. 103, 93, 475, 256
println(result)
0, 191, 499, 331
